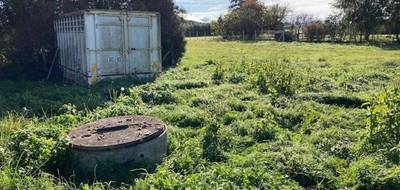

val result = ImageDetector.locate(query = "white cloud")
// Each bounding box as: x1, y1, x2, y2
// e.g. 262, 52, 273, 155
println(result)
176, 0, 335, 22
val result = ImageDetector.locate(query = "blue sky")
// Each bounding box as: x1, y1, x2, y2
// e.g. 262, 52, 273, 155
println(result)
175, 0, 335, 22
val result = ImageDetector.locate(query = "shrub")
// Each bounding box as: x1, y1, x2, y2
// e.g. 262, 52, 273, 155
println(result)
304, 22, 326, 42
254, 60, 303, 95
8, 125, 70, 175
367, 88, 400, 163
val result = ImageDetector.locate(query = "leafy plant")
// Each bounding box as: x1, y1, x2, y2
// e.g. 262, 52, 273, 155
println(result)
8, 125, 70, 175
254, 60, 303, 95
212, 64, 225, 85
202, 121, 226, 162
367, 88, 400, 163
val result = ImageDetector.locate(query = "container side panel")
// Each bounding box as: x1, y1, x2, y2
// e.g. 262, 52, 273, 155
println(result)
127, 16, 151, 73
150, 15, 162, 73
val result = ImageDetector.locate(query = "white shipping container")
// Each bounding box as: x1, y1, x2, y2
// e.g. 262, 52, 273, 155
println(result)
55, 10, 162, 85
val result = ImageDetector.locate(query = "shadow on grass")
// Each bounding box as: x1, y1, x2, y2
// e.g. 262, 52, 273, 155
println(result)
0, 77, 152, 117
296, 93, 368, 109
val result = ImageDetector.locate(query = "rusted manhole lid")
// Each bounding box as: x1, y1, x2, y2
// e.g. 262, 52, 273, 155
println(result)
68, 116, 166, 151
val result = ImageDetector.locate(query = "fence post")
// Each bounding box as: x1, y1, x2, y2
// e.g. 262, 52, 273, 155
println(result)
254, 30, 257, 41
242, 31, 245, 41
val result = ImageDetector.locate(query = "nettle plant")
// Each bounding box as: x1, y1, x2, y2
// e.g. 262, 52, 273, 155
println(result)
367, 87, 400, 163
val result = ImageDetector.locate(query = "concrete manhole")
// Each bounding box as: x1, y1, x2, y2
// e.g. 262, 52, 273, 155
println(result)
68, 116, 168, 172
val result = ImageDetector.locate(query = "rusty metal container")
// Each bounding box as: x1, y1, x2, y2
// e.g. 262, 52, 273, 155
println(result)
68, 116, 167, 172
55, 10, 162, 85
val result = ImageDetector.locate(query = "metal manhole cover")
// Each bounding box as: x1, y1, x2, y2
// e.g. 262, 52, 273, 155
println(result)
68, 116, 166, 151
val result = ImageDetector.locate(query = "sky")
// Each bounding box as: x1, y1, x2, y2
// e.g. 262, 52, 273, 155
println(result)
175, 0, 335, 22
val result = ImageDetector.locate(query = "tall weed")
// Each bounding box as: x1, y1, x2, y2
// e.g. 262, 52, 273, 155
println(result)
367, 88, 400, 163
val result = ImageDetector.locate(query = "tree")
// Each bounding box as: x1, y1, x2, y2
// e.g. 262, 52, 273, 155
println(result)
220, 0, 289, 39
264, 4, 290, 30
334, 0, 386, 41
388, 0, 400, 43
237, 0, 266, 37
291, 14, 314, 41
324, 13, 347, 42
0, 0, 57, 78
229, 0, 245, 10
304, 22, 326, 42
210, 18, 224, 36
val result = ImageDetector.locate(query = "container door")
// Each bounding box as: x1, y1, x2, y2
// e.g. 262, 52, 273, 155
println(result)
95, 15, 125, 76
126, 16, 151, 73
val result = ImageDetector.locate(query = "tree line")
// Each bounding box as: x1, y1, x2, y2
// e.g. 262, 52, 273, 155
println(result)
0, 0, 186, 80
211, 0, 400, 43
211, 0, 289, 40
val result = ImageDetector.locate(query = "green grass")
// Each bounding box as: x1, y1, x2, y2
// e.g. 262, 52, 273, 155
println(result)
0, 40, 400, 189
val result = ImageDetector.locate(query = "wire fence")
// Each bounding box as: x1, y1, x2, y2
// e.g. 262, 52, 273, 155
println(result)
185, 30, 400, 44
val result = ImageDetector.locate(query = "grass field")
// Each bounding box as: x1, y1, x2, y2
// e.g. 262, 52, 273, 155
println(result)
0, 39, 400, 189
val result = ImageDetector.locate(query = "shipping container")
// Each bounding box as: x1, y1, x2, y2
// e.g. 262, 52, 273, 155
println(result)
55, 10, 161, 85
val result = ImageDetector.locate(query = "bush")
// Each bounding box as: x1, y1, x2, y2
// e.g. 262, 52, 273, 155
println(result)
304, 22, 326, 42
254, 60, 303, 95
8, 125, 70, 175
367, 88, 400, 163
